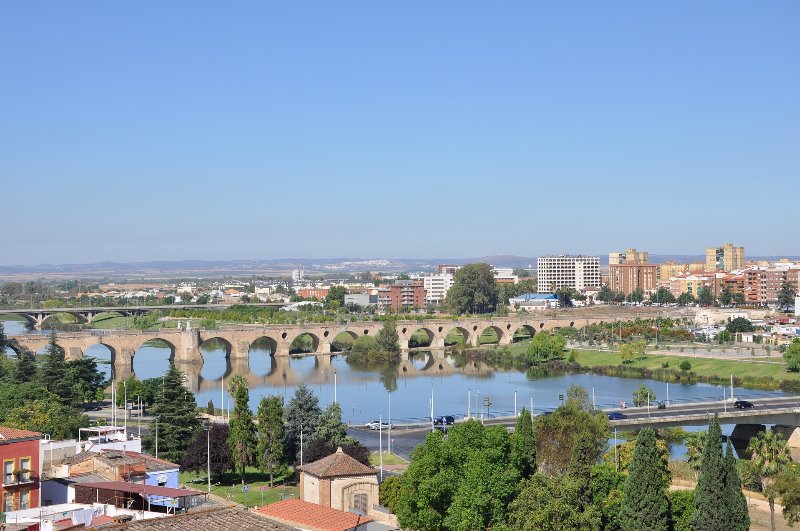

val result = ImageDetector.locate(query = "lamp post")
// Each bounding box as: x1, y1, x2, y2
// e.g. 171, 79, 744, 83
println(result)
204, 421, 212, 493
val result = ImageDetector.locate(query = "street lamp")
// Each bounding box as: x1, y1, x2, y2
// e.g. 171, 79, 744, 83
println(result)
204, 420, 212, 493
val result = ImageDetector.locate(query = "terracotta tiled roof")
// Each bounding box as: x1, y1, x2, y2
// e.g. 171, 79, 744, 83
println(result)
0, 426, 42, 440
299, 447, 376, 479
256, 499, 372, 531
102, 506, 294, 530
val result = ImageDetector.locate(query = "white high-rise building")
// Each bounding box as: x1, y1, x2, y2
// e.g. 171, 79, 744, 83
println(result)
537, 255, 601, 292
423, 273, 455, 306
292, 269, 304, 282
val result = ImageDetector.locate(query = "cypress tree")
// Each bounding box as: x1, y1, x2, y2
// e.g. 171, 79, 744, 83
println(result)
13, 348, 38, 384
143, 364, 200, 464
39, 332, 76, 405
510, 407, 536, 478
724, 440, 750, 531
228, 374, 256, 486
619, 428, 670, 531
692, 415, 727, 530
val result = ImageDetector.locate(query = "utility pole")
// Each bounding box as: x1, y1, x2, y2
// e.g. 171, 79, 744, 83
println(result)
514, 391, 517, 417
206, 423, 211, 493
334, 369, 337, 404
379, 413, 383, 481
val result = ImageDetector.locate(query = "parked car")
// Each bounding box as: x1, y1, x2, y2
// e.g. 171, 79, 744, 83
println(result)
657, 402, 667, 410
607, 412, 628, 420
365, 420, 392, 430
434, 415, 455, 426
734, 400, 754, 409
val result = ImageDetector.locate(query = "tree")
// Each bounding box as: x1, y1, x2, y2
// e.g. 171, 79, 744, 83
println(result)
677, 292, 695, 306
395, 421, 520, 531
313, 402, 353, 447
508, 473, 602, 530
143, 364, 200, 464
4, 391, 88, 439
376, 320, 400, 353
68, 357, 107, 404
283, 383, 322, 461
39, 333, 76, 405
668, 489, 695, 531
632, 384, 655, 407
566, 384, 592, 411
591, 463, 626, 531
774, 470, 800, 527
720, 287, 733, 306
379, 475, 405, 513
784, 340, 800, 372
534, 402, 609, 477
724, 440, 750, 531
445, 263, 499, 314
697, 286, 715, 306
748, 430, 792, 531
619, 428, 669, 531
257, 395, 284, 487
228, 374, 256, 486
302, 439, 371, 467
604, 438, 670, 482
777, 280, 798, 310
510, 408, 536, 478
325, 286, 347, 307
733, 291, 746, 305
13, 348, 38, 384
525, 332, 567, 365
206, 399, 215, 415
625, 289, 645, 304
181, 423, 232, 482
692, 415, 728, 530
598, 285, 615, 304
685, 430, 707, 476
726, 317, 754, 333
620, 339, 646, 364
554, 287, 575, 308
679, 359, 692, 372
650, 287, 675, 305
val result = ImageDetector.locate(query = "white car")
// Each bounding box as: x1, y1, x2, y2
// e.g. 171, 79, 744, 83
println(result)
365, 420, 392, 430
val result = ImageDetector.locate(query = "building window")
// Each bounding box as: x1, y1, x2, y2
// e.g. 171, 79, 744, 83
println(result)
352, 493, 368, 515
20, 489, 29, 510
3, 492, 13, 512
20, 458, 31, 482
3, 459, 13, 484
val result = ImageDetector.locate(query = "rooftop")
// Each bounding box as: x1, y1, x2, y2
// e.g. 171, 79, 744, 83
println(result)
100, 506, 294, 530
256, 498, 372, 531
0, 426, 42, 441
299, 447, 377, 479
73, 481, 203, 499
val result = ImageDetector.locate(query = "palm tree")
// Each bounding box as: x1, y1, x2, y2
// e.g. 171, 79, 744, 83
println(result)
686, 430, 707, 480
748, 431, 792, 531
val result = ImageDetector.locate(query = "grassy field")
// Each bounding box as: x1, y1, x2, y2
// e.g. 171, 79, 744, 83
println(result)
179, 467, 298, 507
370, 451, 408, 466
573, 350, 799, 381
89, 313, 136, 329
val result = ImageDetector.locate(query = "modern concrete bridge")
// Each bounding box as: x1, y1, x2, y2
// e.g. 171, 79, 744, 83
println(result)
5, 315, 597, 380
0, 303, 283, 329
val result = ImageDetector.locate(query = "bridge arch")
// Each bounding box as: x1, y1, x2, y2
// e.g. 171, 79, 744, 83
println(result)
2, 313, 37, 329
444, 326, 470, 346
331, 331, 358, 352
511, 325, 537, 342
132, 338, 176, 379
408, 327, 435, 348
288, 332, 320, 354
477, 325, 504, 345
199, 337, 233, 359
249, 336, 279, 356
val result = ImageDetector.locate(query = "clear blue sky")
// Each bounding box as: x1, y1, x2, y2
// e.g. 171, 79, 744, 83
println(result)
1, 2, 798, 265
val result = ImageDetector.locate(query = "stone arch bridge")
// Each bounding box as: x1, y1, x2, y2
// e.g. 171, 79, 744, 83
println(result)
6, 315, 600, 381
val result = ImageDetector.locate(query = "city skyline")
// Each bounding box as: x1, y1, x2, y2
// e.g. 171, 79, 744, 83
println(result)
2, 2, 798, 264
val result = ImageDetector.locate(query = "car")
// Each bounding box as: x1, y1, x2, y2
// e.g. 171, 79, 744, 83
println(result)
433, 426, 448, 434
734, 400, 755, 409
434, 415, 455, 426
657, 402, 667, 410
607, 412, 628, 420
365, 420, 392, 430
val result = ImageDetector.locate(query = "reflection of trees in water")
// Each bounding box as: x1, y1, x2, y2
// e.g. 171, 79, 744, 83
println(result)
345, 356, 400, 392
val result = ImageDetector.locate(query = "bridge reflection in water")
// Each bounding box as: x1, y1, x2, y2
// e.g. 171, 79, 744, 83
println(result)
174, 349, 497, 395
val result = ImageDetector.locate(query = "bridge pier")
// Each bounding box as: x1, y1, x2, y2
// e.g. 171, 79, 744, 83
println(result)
176, 329, 203, 364
66, 347, 83, 361
230, 341, 250, 360
319, 342, 331, 354
399, 339, 410, 350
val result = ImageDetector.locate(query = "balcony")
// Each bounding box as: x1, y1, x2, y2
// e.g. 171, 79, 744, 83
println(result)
2, 471, 36, 487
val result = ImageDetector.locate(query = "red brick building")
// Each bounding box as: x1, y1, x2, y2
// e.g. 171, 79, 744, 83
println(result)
377, 280, 426, 310
609, 263, 659, 296
1, 427, 42, 513
298, 287, 330, 300
745, 268, 800, 305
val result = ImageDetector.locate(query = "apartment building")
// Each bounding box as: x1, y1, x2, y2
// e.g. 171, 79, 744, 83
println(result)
436, 264, 461, 275
705, 243, 745, 272
492, 267, 519, 284
609, 263, 659, 296
608, 248, 649, 265
744, 267, 800, 305
669, 273, 716, 299
537, 255, 601, 292
1, 427, 42, 513
377, 280, 426, 310
423, 273, 454, 306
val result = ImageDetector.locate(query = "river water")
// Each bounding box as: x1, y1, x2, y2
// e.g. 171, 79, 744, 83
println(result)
2, 318, 792, 458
